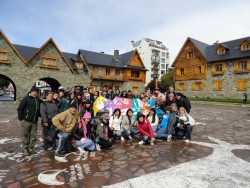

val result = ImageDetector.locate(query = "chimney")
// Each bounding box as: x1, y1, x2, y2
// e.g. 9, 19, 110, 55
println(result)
100, 52, 104, 54
131, 40, 134, 43
114, 50, 120, 61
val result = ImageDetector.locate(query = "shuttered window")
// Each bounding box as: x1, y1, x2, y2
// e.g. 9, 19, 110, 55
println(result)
191, 81, 204, 91
176, 82, 187, 91
237, 79, 248, 91
214, 80, 223, 91
211, 62, 226, 75
42, 56, 57, 67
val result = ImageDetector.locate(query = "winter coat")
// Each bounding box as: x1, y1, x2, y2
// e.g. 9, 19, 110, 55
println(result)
58, 97, 69, 112
121, 115, 136, 131
136, 119, 155, 139
96, 123, 110, 141
40, 100, 59, 124
109, 115, 122, 130
147, 114, 159, 127
17, 93, 42, 122
52, 110, 78, 133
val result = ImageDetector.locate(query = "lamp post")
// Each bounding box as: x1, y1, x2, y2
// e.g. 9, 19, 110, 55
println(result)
153, 73, 159, 89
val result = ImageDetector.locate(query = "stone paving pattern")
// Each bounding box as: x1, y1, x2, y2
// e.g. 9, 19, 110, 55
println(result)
0, 102, 250, 188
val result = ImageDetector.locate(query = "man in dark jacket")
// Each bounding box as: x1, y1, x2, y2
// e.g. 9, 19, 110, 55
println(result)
17, 86, 42, 156
106, 87, 114, 100
175, 92, 191, 113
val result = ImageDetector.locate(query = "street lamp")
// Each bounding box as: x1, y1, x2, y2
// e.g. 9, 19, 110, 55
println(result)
153, 73, 159, 89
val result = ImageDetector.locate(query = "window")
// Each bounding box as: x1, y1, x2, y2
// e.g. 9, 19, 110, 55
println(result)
217, 48, 226, 55
241, 44, 250, 50
161, 58, 165, 63
93, 67, 98, 72
176, 82, 187, 91
0, 50, 7, 61
238, 61, 248, 71
214, 80, 223, 91
215, 64, 222, 72
187, 51, 194, 59
180, 68, 185, 75
132, 86, 138, 94
161, 70, 165, 75
191, 81, 204, 90
106, 68, 111, 75
161, 64, 165, 69
75, 62, 83, 69
42, 56, 57, 67
115, 69, 120, 75
166, 53, 169, 59
237, 79, 247, 91
131, 71, 140, 78
161, 52, 165, 57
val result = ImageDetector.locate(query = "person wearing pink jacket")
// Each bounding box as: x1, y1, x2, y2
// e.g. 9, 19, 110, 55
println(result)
136, 112, 155, 146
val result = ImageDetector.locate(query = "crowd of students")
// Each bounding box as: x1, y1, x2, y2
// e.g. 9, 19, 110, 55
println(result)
17, 85, 195, 162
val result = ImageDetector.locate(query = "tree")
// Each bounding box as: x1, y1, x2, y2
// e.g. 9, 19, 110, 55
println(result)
159, 70, 175, 91
146, 80, 156, 91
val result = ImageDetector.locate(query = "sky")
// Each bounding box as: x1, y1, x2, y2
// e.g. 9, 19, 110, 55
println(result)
0, 0, 250, 65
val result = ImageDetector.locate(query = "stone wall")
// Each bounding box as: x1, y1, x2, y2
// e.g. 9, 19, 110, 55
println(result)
175, 60, 249, 99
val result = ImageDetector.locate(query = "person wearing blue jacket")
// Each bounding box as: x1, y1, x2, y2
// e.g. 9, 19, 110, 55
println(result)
155, 106, 171, 139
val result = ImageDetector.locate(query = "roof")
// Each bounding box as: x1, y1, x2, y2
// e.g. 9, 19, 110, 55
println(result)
13, 44, 38, 61
207, 37, 250, 62
189, 38, 209, 58
79, 49, 147, 70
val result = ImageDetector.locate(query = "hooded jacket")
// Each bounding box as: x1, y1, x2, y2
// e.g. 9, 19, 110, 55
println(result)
136, 112, 155, 139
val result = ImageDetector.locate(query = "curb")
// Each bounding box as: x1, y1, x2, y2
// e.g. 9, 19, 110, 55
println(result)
191, 100, 249, 107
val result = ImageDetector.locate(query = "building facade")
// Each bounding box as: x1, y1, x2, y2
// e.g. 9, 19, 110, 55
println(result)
173, 37, 250, 99
0, 29, 146, 100
127, 38, 170, 86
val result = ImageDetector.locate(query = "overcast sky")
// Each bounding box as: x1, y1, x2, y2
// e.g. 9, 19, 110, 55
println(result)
1, 0, 249, 65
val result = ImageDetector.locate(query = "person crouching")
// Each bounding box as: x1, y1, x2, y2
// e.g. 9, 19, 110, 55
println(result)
136, 112, 155, 145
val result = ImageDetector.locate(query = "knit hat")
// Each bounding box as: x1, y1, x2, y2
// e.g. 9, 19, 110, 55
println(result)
137, 112, 145, 121
168, 93, 174, 97
68, 102, 77, 109
83, 112, 91, 119
101, 113, 110, 120
30, 86, 39, 93
165, 106, 172, 112
102, 109, 110, 114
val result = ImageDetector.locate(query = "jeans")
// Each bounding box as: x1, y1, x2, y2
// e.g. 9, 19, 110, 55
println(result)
155, 128, 168, 139
122, 129, 139, 137
55, 131, 71, 155
41, 121, 53, 149
20, 120, 37, 151
183, 124, 192, 140
113, 130, 122, 137
76, 139, 95, 151
151, 126, 157, 132
142, 135, 149, 142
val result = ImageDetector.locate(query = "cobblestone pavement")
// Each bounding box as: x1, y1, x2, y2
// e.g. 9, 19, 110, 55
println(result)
0, 102, 250, 188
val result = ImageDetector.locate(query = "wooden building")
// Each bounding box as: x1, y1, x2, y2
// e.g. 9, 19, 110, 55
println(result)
172, 37, 250, 98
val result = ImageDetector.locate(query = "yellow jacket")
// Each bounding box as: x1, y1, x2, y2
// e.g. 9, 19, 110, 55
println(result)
52, 110, 78, 133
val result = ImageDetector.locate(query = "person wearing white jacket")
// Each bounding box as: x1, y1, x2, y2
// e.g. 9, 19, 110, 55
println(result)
176, 107, 196, 143
147, 108, 159, 132
109, 108, 123, 140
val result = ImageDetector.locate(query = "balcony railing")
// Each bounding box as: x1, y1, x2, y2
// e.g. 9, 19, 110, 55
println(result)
151, 55, 160, 63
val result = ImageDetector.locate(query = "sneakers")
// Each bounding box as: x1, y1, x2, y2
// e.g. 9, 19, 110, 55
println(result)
128, 135, 132, 140
78, 147, 85, 153
150, 140, 154, 146
55, 155, 68, 163
96, 143, 101, 151
138, 140, 144, 145
167, 135, 172, 142
121, 136, 125, 141
185, 139, 190, 143
23, 150, 30, 156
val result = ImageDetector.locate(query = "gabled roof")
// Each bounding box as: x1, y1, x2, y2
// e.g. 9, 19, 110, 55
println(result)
207, 37, 250, 62
189, 37, 209, 58
62, 52, 88, 72
79, 49, 147, 70
26, 38, 74, 72
0, 29, 26, 64
13, 44, 38, 61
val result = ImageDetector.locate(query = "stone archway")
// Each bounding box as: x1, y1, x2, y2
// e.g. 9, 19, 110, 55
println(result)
0, 74, 17, 101
38, 77, 61, 92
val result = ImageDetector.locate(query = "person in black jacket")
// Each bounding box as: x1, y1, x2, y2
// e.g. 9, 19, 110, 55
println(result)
175, 92, 191, 113
17, 86, 42, 156
40, 91, 60, 150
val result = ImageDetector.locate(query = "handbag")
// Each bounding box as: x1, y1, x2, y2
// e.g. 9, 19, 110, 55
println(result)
47, 125, 59, 142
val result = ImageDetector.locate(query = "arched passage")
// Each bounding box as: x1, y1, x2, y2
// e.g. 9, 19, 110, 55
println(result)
0, 74, 17, 101
38, 77, 61, 92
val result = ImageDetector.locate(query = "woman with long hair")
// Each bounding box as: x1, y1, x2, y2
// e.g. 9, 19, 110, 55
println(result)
109, 108, 123, 140
147, 108, 159, 132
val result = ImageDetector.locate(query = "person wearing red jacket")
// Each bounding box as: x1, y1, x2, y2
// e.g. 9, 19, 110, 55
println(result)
136, 112, 155, 145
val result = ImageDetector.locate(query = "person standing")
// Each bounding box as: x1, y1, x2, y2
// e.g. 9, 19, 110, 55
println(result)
242, 93, 248, 106
17, 86, 42, 156
40, 92, 60, 150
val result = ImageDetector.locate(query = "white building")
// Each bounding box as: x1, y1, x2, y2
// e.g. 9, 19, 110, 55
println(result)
127, 38, 170, 86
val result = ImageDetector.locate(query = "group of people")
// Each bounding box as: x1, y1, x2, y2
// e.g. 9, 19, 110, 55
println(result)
17, 85, 195, 162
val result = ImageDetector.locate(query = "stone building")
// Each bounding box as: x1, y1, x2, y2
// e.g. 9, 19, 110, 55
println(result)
0, 29, 146, 100
173, 37, 250, 98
